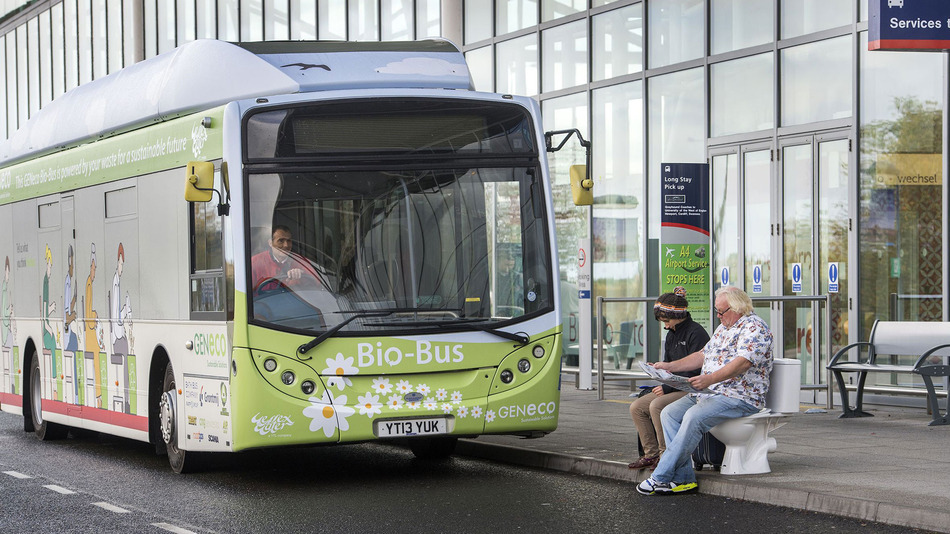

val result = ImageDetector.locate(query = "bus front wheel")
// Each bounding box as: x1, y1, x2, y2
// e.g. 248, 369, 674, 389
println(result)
29, 354, 68, 440
160, 363, 204, 473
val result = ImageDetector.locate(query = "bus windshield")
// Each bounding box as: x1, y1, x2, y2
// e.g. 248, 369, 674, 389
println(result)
245, 101, 552, 335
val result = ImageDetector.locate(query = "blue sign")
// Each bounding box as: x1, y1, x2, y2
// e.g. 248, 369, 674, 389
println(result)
791, 263, 803, 293
752, 264, 763, 294
578, 290, 591, 299
720, 266, 729, 287
870, 0, 950, 51
828, 262, 839, 294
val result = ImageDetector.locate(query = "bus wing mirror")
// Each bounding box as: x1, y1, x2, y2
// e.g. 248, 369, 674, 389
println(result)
185, 161, 215, 202
570, 164, 593, 206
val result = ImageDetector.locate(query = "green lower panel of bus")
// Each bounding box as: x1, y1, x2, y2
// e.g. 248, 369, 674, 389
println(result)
228, 332, 561, 451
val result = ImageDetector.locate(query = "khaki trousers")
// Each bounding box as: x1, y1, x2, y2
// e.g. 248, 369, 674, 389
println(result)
629, 389, 688, 458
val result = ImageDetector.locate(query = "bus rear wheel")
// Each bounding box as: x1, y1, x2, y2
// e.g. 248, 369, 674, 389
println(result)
408, 436, 458, 460
30, 354, 68, 440
160, 362, 204, 473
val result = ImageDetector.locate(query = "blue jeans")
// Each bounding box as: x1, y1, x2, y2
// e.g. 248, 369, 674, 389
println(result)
652, 394, 758, 484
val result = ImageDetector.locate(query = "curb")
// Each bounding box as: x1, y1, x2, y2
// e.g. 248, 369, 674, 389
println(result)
456, 439, 949, 534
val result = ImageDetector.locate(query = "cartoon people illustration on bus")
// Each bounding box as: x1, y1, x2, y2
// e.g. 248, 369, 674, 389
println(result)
64, 245, 80, 351
84, 243, 104, 408
64, 245, 83, 405
110, 243, 134, 413
110, 243, 133, 356
42, 245, 60, 400
2, 256, 17, 394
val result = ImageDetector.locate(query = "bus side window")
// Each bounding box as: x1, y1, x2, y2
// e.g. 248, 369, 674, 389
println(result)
189, 167, 229, 319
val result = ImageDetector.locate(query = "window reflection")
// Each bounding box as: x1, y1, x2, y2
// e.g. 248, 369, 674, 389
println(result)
543, 0, 585, 22
711, 0, 773, 54
542, 20, 587, 93
593, 82, 645, 311
382, 0, 414, 41
648, 0, 704, 69
781, 36, 851, 127
466, 46, 493, 92
497, 0, 538, 35
859, 32, 945, 334
593, 3, 643, 81
712, 153, 739, 292
496, 34, 538, 97
464, 0, 492, 44
648, 68, 705, 232
781, 0, 851, 39
711, 53, 774, 137
542, 93, 587, 350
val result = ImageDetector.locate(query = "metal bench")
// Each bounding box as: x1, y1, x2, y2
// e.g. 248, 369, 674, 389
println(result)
827, 320, 950, 426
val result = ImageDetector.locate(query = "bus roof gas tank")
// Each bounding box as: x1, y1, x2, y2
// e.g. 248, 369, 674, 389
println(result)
0, 39, 473, 165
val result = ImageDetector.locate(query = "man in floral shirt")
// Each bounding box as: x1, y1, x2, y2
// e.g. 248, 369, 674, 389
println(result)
637, 286, 773, 496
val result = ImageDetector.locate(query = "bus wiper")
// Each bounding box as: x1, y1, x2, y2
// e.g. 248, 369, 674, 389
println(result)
368, 318, 530, 345
296, 309, 394, 358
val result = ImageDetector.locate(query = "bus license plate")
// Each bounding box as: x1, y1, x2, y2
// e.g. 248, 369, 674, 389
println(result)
376, 417, 447, 438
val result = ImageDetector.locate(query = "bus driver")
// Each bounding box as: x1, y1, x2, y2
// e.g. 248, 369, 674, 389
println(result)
250, 225, 322, 293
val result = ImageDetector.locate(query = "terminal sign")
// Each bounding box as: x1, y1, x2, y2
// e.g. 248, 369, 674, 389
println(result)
870, 0, 950, 51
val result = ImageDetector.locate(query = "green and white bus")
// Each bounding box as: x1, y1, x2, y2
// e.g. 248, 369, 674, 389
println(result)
0, 39, 564, 472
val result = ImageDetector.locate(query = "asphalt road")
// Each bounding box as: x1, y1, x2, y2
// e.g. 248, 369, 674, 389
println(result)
0, 410, 933, 533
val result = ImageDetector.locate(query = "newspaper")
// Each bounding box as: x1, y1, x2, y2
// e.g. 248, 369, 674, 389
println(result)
638, 361, 713, 394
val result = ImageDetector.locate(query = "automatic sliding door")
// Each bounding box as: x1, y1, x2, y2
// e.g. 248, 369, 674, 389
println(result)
818, 139, 850, 362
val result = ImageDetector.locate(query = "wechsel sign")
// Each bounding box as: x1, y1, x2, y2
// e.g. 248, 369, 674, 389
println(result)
875, 153, 942, 186
869, 0, 950, 51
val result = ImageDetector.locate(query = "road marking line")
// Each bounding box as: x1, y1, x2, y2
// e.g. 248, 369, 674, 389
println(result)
3, 471, 32, 479
151, 523, 197, 534
44, 484, 76, 494
92, 502, 130, 513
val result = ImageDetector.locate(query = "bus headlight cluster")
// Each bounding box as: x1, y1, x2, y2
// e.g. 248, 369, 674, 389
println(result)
517, 359, 531, 373
301, 380, 316, 395
500, 370, 514, 383
263, 358, 278, 372
532, 345, 545, 358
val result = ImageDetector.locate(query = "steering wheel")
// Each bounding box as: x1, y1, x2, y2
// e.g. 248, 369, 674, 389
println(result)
254, 277, 288, 295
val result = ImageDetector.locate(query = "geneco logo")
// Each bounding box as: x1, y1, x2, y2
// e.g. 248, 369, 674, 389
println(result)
193, 332, 228, 357
496, 402, 557, 420
251, 413, 294, 436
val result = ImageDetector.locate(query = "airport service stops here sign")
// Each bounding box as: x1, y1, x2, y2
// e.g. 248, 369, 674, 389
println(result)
660, 163, 711, 328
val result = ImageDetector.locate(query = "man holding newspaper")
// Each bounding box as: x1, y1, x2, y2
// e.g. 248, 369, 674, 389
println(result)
637, 286, 773, 496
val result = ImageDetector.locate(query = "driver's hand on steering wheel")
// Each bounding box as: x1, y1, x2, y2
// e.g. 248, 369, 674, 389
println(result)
286, 268, 303, 280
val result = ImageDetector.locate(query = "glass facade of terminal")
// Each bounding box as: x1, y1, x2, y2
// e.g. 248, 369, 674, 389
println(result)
0, 0, 945, 402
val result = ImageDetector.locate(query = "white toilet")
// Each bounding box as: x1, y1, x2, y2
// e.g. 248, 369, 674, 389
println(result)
707, 358, 801, 475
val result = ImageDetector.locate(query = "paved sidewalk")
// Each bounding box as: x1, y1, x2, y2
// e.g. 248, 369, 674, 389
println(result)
457, 379, 950, 533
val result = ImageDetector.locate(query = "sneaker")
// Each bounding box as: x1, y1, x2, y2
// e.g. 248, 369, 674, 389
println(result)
669, 481, 698, 494
637, 477, 698, 496
636, 476, 673, 495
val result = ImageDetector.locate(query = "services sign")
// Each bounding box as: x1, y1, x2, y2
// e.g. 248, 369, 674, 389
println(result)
869, 0, 950, 51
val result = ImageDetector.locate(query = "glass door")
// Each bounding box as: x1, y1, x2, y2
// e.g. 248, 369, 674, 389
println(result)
712, 133, 852, 397
742, 146, 775, 325
779, 133, 853, 390
710, 142, 777, 335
